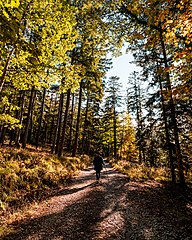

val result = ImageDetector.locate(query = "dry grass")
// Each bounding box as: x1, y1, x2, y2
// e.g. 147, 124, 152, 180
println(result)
110, 160, 170, 182
0, 146, 90, 212
110, 159, 192, 184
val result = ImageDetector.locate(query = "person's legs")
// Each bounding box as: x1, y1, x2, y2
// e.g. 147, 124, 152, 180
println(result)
96, 170, 100, 180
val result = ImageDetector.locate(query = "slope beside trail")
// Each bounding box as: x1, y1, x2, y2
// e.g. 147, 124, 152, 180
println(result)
2, 163, 192, 240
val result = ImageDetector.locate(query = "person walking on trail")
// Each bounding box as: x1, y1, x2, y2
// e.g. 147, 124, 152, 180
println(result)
93, 154, 104, 180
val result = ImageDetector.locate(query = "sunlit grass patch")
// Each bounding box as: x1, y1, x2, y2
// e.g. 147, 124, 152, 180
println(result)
0, 146, 90, 212
110, 160, 169, 182
0, 147, 90, 238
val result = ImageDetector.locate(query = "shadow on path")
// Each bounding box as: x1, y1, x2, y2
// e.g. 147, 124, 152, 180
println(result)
2, 163, 192, 240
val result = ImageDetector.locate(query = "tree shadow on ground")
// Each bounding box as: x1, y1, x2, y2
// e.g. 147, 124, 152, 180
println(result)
2, 166, 192, 240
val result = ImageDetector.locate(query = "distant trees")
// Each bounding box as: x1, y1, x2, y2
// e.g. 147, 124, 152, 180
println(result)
103, 76, 122, 159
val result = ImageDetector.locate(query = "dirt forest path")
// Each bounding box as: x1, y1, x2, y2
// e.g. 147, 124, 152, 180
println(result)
3, 163, 192, 240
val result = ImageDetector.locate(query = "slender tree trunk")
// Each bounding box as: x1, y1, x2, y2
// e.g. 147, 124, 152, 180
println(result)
13, 91, 22, 144
0, 125, 3, 139
15, 91, 26, 147
157, 65, 176, 183
43, 123, 48, 146
49, 93, 58, 144
138, 86, 146, 162
51, 93, 64, 154
134, 76, 143, 163
58, 89, 71, 157
72, 80, 83, 157
67, 93, 75, 152
9, 92, 17, 146
113, 105, 117, 159
160, 31, 185, 188
22, 87, 36, 148
0, 127, 6, 145
119, 123, 124, 159
55, 93, 64, 154
36, 87, 46, 148
81, 91, 89, 154
28, 90, 36, 144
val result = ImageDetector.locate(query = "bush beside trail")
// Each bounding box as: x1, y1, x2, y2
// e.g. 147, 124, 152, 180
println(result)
0, 146, 90, 212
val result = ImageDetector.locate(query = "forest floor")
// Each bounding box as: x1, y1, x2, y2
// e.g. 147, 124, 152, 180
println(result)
1, 163, 192, 240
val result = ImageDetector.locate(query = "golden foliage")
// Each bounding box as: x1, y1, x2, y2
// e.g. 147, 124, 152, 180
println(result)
0, 146, 90, 211
111, 160, 169, 182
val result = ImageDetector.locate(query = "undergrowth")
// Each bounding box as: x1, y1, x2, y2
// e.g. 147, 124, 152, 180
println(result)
0, 146, 90, 212
110, 159, 192, 184
110, 160, 170, 181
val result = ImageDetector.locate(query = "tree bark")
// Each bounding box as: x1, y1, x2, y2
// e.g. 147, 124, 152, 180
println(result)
72, 80, 83, 157
160, 31, 185, 188
113, 105, 117, 159
51, 93, 64, 154
22, 87, 36, 148
36, 87, 46, 148
55, 93, 64, 154
28, 90, 36, 144
81, 91, 89, 154
15, 91, 26, 147
67, 93, 75, 152
157, 64, 176, 183
58, 89, 71, 157
49, 93, 58, 144
0, 127, 6, 145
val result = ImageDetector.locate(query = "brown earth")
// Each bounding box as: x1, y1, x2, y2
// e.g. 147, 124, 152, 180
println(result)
1, 163, 192, 240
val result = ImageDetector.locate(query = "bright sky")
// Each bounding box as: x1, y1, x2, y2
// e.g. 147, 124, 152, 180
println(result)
105, 50, 141, 94
105, 48, 142, 114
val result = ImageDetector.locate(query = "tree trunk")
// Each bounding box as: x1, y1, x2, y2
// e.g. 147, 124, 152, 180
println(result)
134, 76, 143, 163
28, 90, 36, 144
43, 122, 48, 146
160, 31, 185, 188
0, 126, 6, 145
49, 93, 58, 144
36, 87, 46, 148
58, 89, 71, 157
119, 123, 124, 159
22, 87, 36, 148
15, 91, 26, 147
113, 105, 117, 159
157, 64, 176, 183
67, 93, 75, 152
81, 91, 89, 154
51, 93, 64, 154
72, 80, 83, 157
55, 93, 64, 154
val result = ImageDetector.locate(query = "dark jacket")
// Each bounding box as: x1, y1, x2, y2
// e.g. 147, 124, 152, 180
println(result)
93, 155, 104, 171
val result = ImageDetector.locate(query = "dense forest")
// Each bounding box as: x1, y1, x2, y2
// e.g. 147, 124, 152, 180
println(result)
0, 0, 191, 195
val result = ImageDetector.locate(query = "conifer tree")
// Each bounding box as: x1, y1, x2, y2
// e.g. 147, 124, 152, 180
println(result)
104, 76, 122, 159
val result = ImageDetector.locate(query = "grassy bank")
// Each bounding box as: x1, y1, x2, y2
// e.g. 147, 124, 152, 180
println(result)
109, 159, 192, 184
0, 146, 90, 212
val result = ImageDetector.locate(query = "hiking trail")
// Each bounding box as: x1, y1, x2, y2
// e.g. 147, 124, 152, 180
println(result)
2, 163, 192, 240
